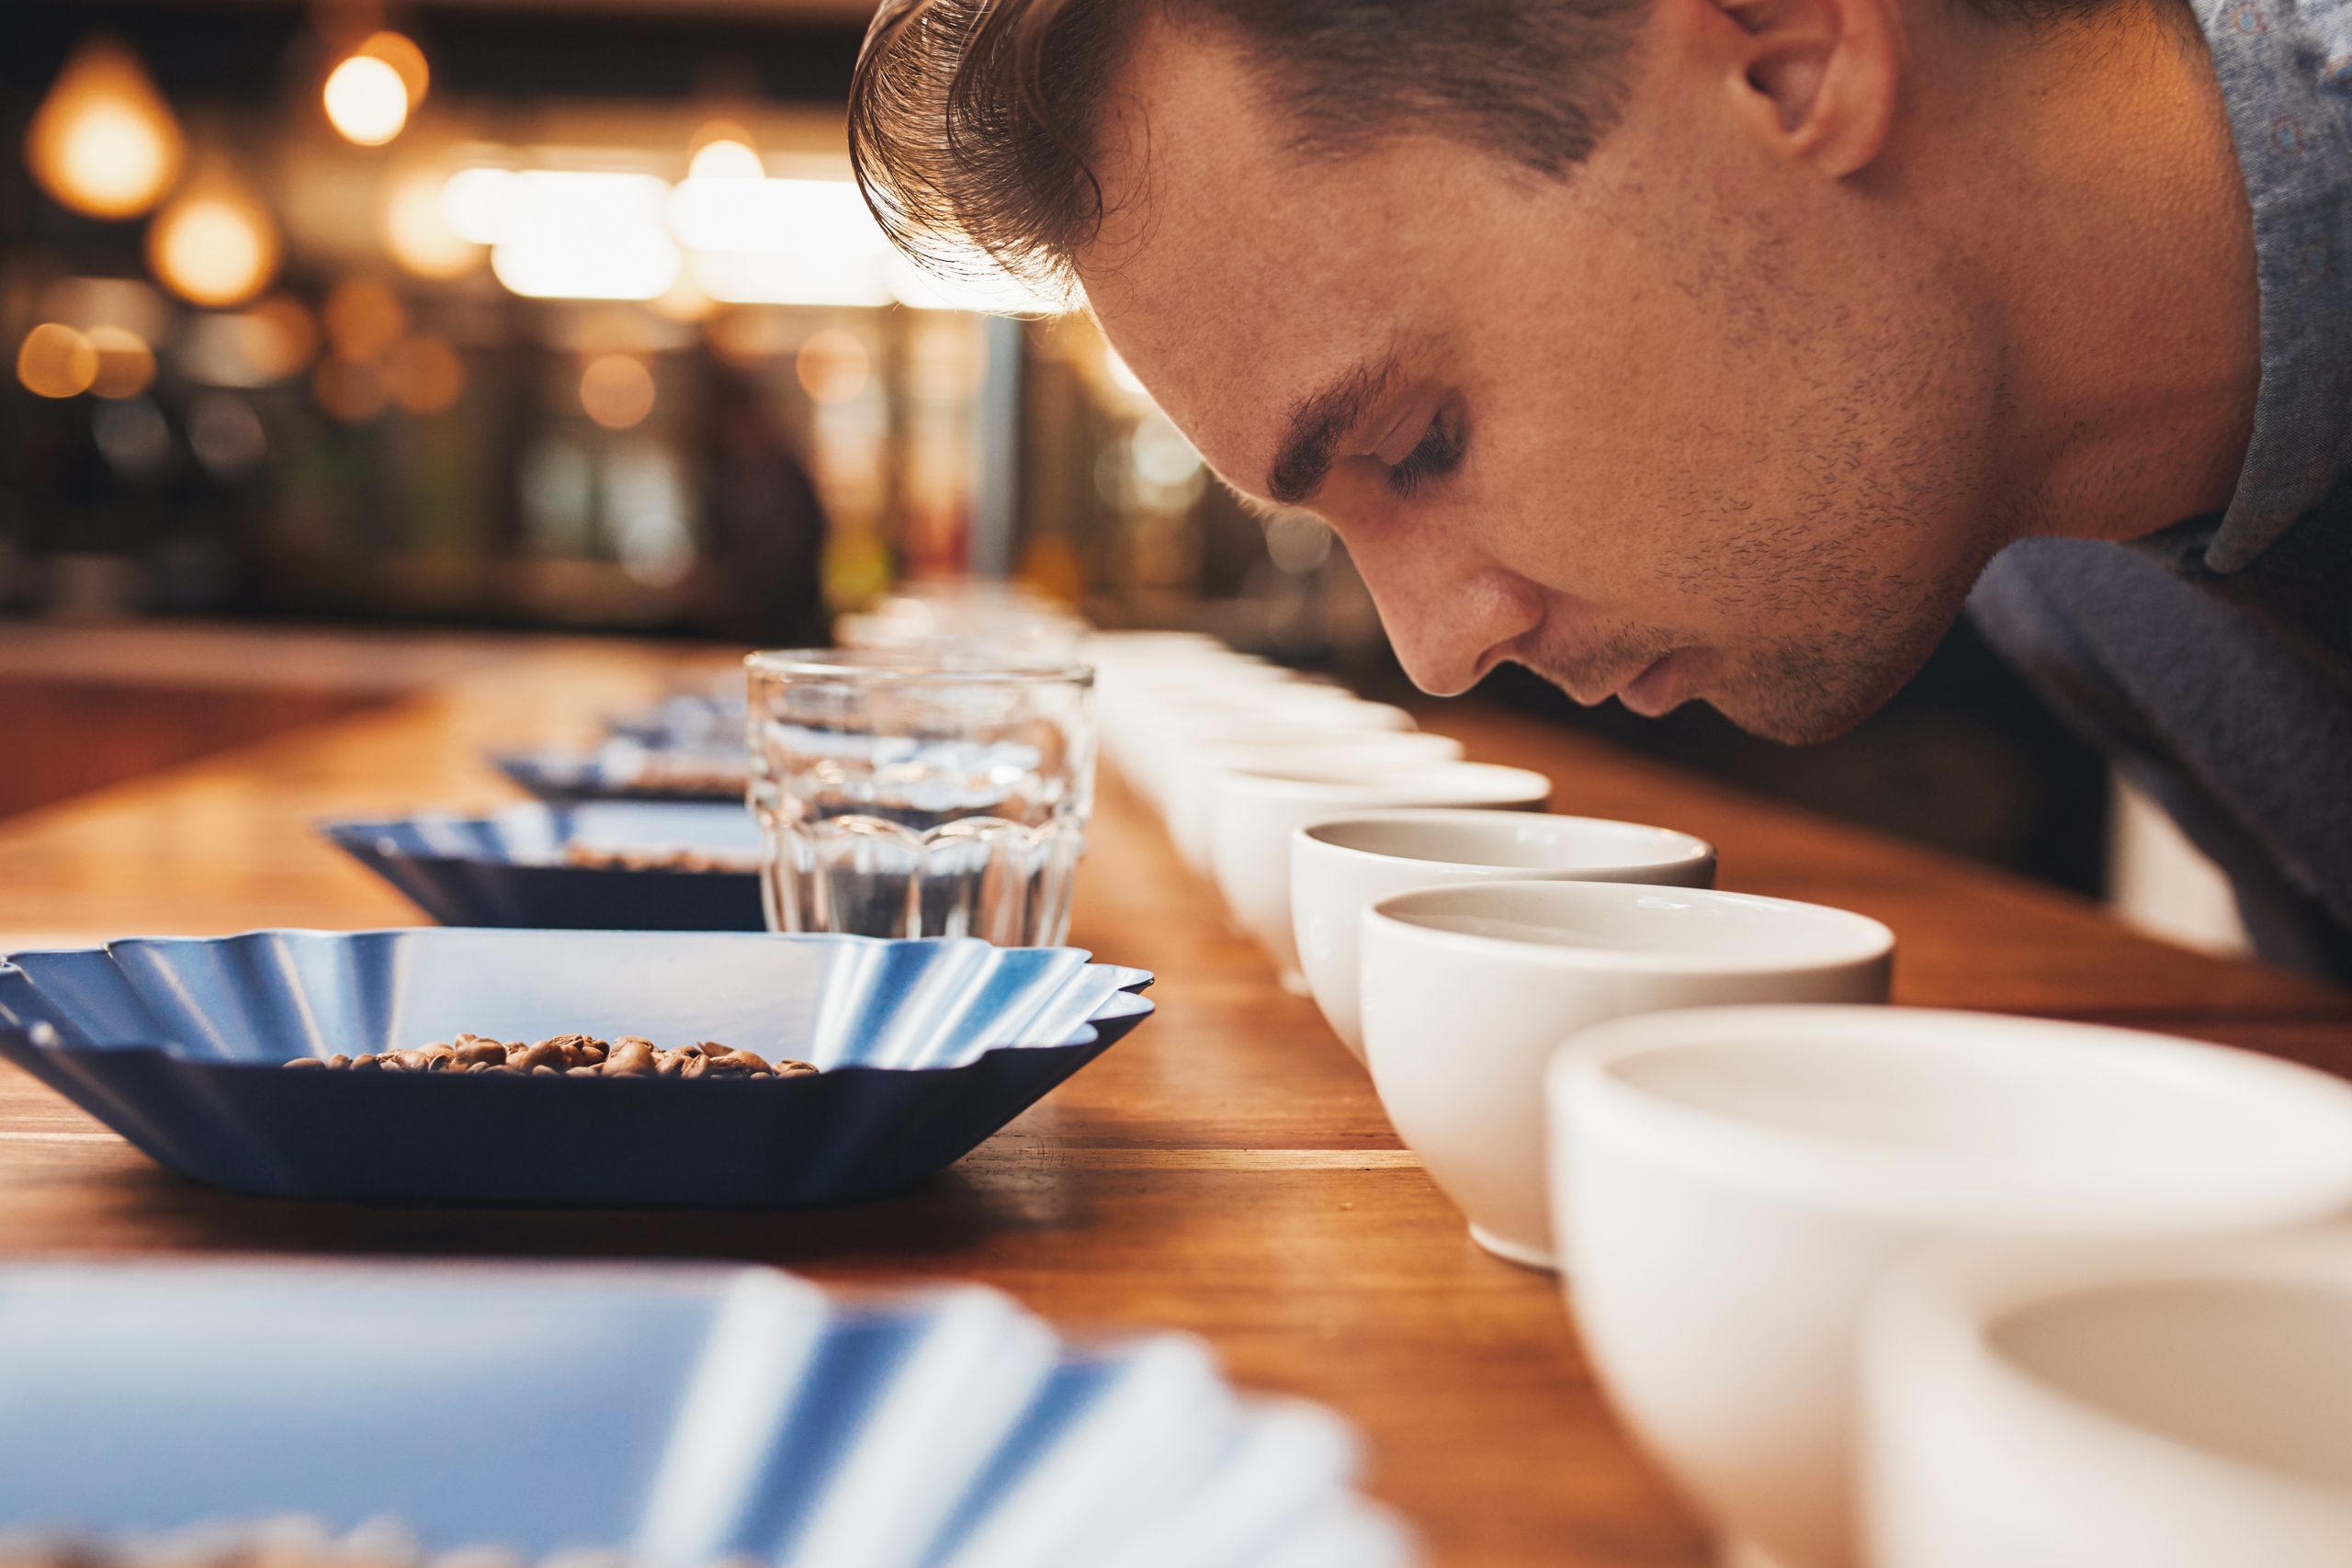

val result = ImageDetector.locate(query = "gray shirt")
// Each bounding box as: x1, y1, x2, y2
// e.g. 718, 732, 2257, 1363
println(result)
1968, 0, 2352, 976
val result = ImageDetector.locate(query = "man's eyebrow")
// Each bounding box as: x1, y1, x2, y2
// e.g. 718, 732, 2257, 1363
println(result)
1266, 350, 1399, 505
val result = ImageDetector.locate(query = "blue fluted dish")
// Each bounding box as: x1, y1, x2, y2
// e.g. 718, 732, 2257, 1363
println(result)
0, 1259, 1417, 1568
0, 930, 1152, 1206
495, 743, 744, 803
321, 803, 764, 931
606, 693, 748, 749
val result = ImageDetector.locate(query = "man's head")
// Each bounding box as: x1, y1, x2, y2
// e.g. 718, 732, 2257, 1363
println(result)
850, 0, 2139, 740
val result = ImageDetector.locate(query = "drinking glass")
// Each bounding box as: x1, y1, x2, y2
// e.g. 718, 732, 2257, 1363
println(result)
746, 649, 1096, 944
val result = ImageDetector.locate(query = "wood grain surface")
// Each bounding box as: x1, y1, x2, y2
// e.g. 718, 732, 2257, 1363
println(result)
0, 628, 2346, 1567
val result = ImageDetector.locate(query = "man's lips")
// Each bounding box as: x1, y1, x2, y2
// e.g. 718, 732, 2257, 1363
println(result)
1618, 650, 1686, 718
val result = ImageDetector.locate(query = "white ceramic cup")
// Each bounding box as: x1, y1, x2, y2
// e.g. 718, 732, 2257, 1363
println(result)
1363, 885, 1892, 1272
1861, 1226, 2352, 1568
1295, 810, 1718, 1062
1110, 691, 1412, 790
1166, 732, 1466, 870
1548, 1005, 2352, 1568
1213, 761, 1553, 989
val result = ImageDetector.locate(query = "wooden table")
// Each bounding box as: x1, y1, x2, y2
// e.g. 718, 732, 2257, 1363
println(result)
3, 629, 2348, 1568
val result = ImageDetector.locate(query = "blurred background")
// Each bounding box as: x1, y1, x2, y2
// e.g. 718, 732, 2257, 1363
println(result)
0, 0, 2239, 950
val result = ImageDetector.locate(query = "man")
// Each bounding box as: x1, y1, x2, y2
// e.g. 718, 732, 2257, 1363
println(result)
847, 0, 2352, 975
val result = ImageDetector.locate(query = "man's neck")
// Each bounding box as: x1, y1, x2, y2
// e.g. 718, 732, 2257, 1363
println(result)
1916, 0, 2261, 547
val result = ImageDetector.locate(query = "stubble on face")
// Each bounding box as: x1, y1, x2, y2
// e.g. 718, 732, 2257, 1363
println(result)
1498, 166, 2015, 743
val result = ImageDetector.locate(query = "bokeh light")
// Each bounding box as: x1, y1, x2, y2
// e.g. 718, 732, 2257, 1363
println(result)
357, 32, 430, 103
323, 278, 405, 363
187, 391, 268, 479
147, 168, 280, 308
438, 166, 510, 244
93, 397, 173, 480
312, 355, 387, 423
386, 336, 465, 415
383, 171, 481, 279
17, 324, 100, 399
685, 132, 763, 183
795, 328, 872, 405
85, 325, 156, 399
322, 55, 409, 147
242, 297, 320, 381
488, 173, 679, 301
24, 38, 184, 220
580, 354, 656, 430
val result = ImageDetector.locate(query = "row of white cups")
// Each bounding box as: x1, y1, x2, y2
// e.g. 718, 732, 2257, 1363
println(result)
1090, 630, 2352, 1568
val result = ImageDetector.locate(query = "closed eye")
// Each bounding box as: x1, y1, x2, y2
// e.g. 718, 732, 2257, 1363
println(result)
1385, 402, 1467, 498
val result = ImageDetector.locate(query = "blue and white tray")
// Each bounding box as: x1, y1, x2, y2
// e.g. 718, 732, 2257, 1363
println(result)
0, 930, 1152, 1206
605, 693, 748, 750
0, 1259, 1416, 1568
495, 742, 745, 804
322, 802, 764, 931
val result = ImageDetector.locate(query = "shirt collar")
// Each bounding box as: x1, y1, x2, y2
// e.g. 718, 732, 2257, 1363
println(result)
2193, 0, 2352, 570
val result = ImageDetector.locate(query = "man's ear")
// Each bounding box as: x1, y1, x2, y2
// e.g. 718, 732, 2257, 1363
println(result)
1714, 0, 1905, 176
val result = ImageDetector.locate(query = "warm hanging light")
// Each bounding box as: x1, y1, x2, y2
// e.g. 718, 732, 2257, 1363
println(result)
146, 159, 281, 308
323, 54, 408, 146
24, 38, 186, 220
322, 31, 424, 148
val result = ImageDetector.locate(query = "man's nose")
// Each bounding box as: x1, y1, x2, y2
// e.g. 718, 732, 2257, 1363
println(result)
1347, 535, 1543, 697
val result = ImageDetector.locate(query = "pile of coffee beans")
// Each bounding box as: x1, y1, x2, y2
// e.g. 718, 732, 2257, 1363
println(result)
0, 1517, 628, 1568
617, 756, 745, 796
283, 1032, 817, 1079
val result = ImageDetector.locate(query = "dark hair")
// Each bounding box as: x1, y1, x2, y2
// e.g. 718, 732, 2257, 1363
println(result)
848, 0, 1649, 300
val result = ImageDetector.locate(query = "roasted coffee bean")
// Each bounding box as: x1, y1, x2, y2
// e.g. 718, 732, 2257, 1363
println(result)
605, 1040, 657, 1076
291, 1032, 814, 1081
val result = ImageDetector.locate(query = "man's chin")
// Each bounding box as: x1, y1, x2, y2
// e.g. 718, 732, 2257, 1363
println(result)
1705, 655, 1919, 746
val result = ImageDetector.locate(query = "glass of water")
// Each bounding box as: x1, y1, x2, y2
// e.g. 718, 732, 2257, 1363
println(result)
745, 649, 1097, 945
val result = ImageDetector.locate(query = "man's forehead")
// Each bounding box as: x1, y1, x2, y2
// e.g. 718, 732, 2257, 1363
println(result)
1075, 22, 1414, 493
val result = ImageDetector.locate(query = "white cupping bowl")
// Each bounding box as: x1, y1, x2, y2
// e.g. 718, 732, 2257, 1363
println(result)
1361, 884, 1892, 1270
1214, 762, 1553, 990
1293, 810, 1716, 1063
1166, 732, 1465, 871
1861, 1227, 2352, 1568
1118, 697, 1416, 805
1548, 1006, 2352, 1568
